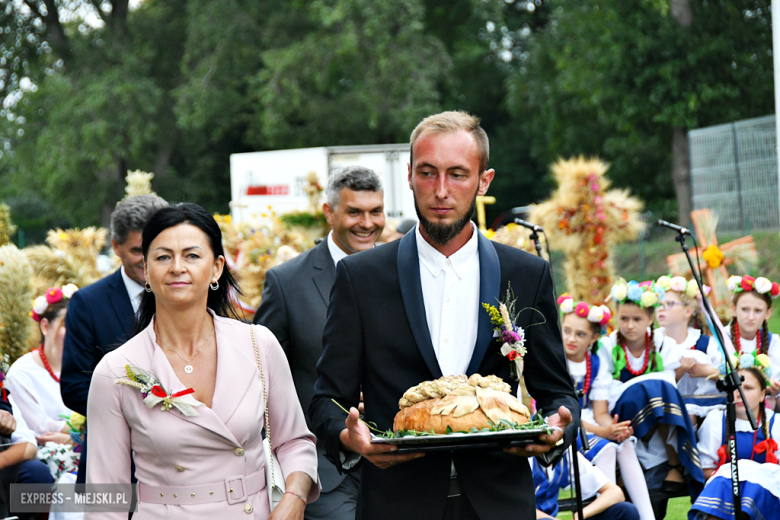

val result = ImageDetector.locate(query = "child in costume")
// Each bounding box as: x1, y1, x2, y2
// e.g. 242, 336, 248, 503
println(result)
688, 359, 780, 520
6, 285, 81, 482
725, 275, 780, 410
532, 450, 640, 520
655, 276, 722, 424
599, 279, 704, 493
558, 295, 654, 520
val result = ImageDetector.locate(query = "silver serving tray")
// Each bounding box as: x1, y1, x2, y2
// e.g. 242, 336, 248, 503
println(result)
371, 426, 560, 452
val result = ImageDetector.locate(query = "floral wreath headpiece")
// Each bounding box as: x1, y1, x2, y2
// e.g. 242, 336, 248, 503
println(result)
655, 275, 711, 299
727, 275, 780, 300
719, 351, 772, 388
610, 278, 664, 309
30, 284, 79, 322
557, 294, 611, 327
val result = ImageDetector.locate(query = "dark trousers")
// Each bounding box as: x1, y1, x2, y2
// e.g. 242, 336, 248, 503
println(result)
441, 479, 479, 520
14, 459, 54, 520
305, 472, 359, 520
591, 502, 640, 520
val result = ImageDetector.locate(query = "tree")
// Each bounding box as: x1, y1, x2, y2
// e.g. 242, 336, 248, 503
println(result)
0, 0, 460, 232
0, 0, 189, 225
250, 0, 451, 148
508, 0, 774, 223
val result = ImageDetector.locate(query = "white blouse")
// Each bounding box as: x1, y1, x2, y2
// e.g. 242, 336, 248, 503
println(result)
698, 409, 780, 469
567, 351, 612, 424
6, 352, 72, 435
598, 330, 680, 411
659, 327, 719, 397
725, 328, 780, 379
599, 330, 681, 375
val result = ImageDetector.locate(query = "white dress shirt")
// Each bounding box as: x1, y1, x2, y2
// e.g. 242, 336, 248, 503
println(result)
121, 265, 145, 315
326, 231, 349, 266
416, 223, 480, 376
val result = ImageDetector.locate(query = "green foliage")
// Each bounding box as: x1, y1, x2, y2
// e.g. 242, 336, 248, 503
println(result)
0, 0, 774, 234
279, 210, 328, 229
508, 0, 774, 219
251, 0, 451, 148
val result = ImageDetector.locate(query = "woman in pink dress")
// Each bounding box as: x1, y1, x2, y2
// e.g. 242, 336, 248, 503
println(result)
87, 203, 319, 519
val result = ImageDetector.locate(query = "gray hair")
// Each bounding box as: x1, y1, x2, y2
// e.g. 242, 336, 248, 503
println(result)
110, 194, 169, 244
325, 166, 383, 208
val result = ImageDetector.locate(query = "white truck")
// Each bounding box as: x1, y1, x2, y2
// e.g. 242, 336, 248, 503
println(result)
229, 144, 414, 223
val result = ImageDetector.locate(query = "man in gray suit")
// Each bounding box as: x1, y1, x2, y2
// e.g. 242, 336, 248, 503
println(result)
254, 165, 385, 519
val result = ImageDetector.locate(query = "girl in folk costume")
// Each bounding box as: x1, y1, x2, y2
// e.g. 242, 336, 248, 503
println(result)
6, 285, 81, 482
599, 279, 705, 492
655, 276, 722, 424
558, 295, 655, 520
725, 275, 780, 410
689, 361, 780, 520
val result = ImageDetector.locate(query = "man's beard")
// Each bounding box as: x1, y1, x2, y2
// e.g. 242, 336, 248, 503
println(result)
414, 189, 478, 246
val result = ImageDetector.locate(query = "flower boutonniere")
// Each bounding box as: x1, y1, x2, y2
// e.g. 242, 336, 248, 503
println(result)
115, 365, 203, 416
482, 290, 527, 380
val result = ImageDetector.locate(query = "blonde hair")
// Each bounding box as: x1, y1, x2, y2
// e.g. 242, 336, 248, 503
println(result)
673, 289, 710, 334
409, 111, 489, 172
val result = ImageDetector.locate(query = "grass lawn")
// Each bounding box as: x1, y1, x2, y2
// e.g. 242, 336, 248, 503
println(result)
555, 496, 692, 520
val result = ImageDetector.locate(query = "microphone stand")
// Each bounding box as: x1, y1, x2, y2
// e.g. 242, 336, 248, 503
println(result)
529, 227, 544, 259
512, 219, 587, 520
518, 216, 588, 520
670, 229, 755, 518
513, 218, 544, 258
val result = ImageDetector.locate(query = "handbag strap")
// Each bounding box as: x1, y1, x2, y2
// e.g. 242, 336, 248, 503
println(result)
250, 324, 277, 488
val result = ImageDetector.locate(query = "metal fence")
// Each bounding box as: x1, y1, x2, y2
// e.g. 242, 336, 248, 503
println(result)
689, 115, 779, 232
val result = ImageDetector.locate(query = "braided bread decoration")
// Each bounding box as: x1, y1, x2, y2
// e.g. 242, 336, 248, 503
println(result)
393, 374, 530, 433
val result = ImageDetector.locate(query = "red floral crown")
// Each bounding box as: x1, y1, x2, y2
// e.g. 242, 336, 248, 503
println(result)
727, 275, 780, 300
557, 294, 611, 327
30, 284, 79, 322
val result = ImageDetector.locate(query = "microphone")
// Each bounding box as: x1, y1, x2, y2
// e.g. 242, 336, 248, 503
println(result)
657, 219, 692, 235
514, 218, 543, 233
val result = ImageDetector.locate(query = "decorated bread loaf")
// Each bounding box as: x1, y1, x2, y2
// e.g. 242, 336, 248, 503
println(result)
393, 374, 530, 434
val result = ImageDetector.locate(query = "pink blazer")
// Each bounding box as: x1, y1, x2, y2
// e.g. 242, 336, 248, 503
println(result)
86, 313, 320, 519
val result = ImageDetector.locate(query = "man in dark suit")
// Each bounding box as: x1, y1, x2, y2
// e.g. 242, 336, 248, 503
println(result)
60, 194, 168, 484
255, 165, 385, 519
309, 111, 580, 520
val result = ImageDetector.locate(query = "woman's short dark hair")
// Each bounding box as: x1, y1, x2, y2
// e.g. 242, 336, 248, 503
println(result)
134, 203, 242, 333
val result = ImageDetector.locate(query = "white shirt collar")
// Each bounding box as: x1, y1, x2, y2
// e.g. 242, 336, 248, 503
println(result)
120, 265, 145, 313
415, 222, 479, 278
326, 231, 349, 266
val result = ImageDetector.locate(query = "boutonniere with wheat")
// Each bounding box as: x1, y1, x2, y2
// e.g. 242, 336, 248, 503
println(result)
115, 365, 203, 416
482, 288, 531, 381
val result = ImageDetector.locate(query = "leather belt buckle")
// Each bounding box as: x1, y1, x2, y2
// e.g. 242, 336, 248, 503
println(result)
225, 475, 247, 504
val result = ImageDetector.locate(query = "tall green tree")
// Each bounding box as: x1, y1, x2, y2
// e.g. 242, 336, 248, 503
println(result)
508, 0, 774, 223
0, 0, 460, 231
250, 0, 451, 148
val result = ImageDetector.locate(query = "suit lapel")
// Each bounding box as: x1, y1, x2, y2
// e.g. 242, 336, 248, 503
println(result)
106, 270, 136, 338
146, 321, 240, 446
397, 232, 442, 379
466, 233, 501, 374
311, 241, 336, 306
